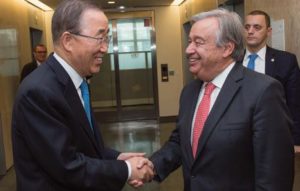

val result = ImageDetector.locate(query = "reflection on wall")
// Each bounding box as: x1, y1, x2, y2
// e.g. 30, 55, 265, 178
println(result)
0, 28, 19, 76
0, 28, 20, 172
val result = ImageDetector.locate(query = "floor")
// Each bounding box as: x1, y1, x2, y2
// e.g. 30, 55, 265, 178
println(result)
1, 120, 299, 191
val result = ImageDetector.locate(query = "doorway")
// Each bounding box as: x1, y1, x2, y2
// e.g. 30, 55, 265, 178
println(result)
29, 27, 43, 60
90, 14, 158, 122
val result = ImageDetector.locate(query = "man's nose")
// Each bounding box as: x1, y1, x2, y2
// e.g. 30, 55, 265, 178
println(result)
186, 43, 195, 54
99, 43, 108, 53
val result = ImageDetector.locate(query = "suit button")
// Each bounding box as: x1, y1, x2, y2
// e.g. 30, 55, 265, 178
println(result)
191, 175, 195, 178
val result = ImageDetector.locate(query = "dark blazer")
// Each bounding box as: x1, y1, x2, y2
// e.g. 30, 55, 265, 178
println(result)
20, 60, 38, 82
12, 54, 128, 191
264, 46, 300, 145
151, 63, 294, 191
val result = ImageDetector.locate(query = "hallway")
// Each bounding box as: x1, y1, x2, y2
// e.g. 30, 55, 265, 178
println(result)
1, 120, 299, 191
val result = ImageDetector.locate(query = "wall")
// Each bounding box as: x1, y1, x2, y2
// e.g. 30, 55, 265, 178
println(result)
245, 0, 300, 65
44, 11, 54, 53
154, 6, 184, 117
0, 0, 47, 171
180, 0, 218, 24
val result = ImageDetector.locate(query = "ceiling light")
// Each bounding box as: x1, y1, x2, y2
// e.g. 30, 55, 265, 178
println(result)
25, 0, 53, 11
171, 0, 185, 6
107, 1, 115, 4
118, 6, 125, 10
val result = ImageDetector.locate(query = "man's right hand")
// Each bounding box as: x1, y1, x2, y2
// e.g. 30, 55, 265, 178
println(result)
126, 157, 154, 188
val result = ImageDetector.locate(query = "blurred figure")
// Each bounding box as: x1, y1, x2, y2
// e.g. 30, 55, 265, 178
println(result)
12, 0, 153, 190
243, 10, 300, 152
150, 9, 294, 191
20, 44, 47, 82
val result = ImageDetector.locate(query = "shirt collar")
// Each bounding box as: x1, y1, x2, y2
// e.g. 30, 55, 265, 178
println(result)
36, 60, 42, 66
245, 46, 266, 61
208, 61, 235, 89
53, 53, 83, 90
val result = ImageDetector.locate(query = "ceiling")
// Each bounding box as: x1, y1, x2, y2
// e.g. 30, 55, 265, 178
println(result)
40, 0, 176, 10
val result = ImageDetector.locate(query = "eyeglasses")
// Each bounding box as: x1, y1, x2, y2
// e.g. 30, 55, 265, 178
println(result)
35, 51, 47, 54
69, 32, 111, 45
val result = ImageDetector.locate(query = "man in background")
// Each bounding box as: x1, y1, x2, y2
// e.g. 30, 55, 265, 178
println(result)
12, 0, 153, 190
20, 44, 47, 82
243, 10, 300, 152
150, 9, 294, 191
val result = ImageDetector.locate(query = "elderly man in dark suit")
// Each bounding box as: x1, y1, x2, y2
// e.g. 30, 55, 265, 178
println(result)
243, 10, 300, 152
150, 9, 294, 191
12, 0, 153, 190
20, 44, 47, 82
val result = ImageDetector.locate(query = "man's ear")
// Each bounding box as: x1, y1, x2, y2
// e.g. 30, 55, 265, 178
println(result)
60, 32, 74, 52
223, 42, 234, 58
267, 27, 272, 37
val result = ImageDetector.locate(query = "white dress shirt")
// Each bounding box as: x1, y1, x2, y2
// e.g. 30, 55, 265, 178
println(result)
191, 62, 235, 143
243, 46, 266, 74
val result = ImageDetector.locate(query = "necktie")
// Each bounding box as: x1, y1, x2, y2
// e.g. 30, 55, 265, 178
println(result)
80, 80, 93, 128
247, 54, 258, 70
192, 82, 216, 158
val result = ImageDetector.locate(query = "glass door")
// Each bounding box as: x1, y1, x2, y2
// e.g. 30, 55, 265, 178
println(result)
90, 17, 158, 122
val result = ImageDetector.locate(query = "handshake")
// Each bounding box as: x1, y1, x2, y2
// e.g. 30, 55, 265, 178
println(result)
118, 152, 155, 188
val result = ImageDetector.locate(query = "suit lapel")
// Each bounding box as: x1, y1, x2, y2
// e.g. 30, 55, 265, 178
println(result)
194, 63, 243, 161
265, 46, 276, 77
47, 54, 102, 155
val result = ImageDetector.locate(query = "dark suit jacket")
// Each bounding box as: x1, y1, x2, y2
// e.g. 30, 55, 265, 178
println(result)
264, 46, 300, 145
20, 60, 38, 82
12, 54, 128, 191
151, 63, 294, 191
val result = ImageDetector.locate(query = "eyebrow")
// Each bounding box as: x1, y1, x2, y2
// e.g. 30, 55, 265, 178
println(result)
245, 24, 263, 28
96, 28, 110, 35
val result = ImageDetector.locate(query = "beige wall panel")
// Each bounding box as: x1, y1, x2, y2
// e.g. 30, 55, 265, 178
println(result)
28, 4, 45, 30
154, 6, 184, 117
45, 11, 54, 53
245, 0, 300, 65
180, 0, 218, 24
192, 0, 218, 15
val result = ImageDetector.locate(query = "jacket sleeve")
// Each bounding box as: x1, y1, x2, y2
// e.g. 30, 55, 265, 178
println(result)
253, 79, 294, 190
284, 54, 300, 145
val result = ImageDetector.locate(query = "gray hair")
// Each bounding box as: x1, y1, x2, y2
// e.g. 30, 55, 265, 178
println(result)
51, 0, 102, 44
191, 9, 244, 61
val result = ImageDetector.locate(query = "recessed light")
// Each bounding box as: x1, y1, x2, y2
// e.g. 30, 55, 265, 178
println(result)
24, 0, 53, 11
171, 0, 185, 6
118, 6, 125, 9
107, 1, 115, 4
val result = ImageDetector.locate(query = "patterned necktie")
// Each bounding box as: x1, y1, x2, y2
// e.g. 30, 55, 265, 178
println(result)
247, 54, 258, 70
80, 80, 93, 129
192, 82, 216, 158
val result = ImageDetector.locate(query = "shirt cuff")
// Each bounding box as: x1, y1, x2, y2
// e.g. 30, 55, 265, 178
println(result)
125, 160, 132, 180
